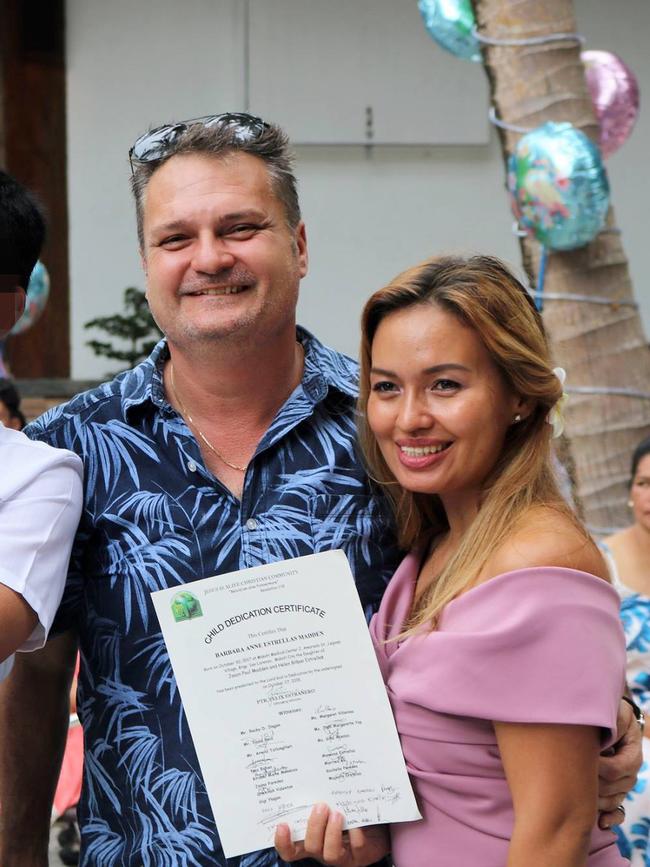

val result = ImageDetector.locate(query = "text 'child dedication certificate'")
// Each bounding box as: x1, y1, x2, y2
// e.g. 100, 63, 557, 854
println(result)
151, 549, 420, 858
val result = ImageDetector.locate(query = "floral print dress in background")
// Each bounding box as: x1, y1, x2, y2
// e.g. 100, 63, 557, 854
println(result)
602, 543, 650, 865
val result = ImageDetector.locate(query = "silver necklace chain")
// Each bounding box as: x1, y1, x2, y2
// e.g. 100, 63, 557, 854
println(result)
169, 364, 247, 473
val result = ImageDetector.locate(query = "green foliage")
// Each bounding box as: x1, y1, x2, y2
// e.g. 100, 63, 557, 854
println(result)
85, 287, 162, 372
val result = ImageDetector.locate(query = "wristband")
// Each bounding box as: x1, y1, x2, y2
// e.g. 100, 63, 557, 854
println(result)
622, 695, 645, 735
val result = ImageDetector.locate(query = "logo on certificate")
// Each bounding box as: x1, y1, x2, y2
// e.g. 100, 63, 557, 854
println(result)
171, 591, 203, 622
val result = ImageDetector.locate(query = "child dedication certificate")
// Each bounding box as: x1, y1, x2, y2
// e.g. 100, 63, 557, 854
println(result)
151, 549, 420, 858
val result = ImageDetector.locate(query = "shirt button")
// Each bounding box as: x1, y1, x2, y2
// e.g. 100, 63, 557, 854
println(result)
245, 518, 258, 531
187, 460, 198, 473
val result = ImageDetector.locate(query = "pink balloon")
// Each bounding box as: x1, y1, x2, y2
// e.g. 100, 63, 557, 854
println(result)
582, 50, 640, 158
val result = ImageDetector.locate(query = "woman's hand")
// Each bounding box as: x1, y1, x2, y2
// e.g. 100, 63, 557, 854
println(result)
275, 803, 390, 866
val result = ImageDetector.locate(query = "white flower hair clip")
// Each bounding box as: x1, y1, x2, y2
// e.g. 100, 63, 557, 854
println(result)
547, 367, 568, 438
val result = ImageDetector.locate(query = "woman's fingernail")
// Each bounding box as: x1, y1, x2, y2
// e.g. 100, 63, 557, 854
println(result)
313, 802, 329, 816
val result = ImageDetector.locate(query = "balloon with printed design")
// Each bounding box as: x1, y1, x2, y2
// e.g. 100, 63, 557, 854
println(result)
417, 0, 481, 62
507, 122, 610, 251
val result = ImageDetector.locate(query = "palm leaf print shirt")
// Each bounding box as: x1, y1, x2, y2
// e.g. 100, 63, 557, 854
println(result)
26, 328, 400, 867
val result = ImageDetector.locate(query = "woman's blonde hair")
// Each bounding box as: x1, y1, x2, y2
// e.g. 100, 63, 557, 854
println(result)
358, 254, 583, 632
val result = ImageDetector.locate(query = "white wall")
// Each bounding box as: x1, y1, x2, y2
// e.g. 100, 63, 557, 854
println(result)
66, 0, 649, 378
66, 0, 245, 377
295, 139, 519, 352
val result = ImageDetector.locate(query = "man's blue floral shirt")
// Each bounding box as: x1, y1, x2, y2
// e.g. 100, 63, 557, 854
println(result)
27, 328, 400, 867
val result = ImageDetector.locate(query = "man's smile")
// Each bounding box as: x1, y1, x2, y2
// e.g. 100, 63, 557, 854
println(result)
184, 285, 250, 296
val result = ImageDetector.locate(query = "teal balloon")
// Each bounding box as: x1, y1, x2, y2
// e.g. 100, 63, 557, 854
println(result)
418, 0, 481, 62
10, 260, 50, 336
507, 122, 610, 251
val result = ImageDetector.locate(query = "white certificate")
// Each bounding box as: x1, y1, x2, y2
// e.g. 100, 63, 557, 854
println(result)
151, 549, 421, 858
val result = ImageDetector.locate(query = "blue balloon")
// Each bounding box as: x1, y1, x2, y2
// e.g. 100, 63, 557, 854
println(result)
507, 122, 610, 251
10, 260, 50, 336
418, 0, 481, 62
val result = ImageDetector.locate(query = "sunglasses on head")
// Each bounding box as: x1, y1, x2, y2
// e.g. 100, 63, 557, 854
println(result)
128, 112, 269, 173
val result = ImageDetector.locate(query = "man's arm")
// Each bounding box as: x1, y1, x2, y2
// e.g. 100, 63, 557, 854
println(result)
0, 630, 78, 866
0, 586, 37, 662
598, 697, 643, 829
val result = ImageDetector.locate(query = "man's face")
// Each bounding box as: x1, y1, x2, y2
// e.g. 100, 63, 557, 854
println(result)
141, 152, 307, 350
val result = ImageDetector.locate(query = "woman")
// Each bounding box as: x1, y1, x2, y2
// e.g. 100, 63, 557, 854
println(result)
276, 254, 627, 866
603, 436, 650, 864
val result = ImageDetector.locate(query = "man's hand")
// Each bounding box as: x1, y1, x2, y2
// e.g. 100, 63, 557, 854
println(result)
275, 803, 390, 866
598, 697, 643, 829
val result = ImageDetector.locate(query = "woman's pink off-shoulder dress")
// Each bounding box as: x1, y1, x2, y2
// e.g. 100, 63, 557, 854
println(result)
370, 553, 628, 867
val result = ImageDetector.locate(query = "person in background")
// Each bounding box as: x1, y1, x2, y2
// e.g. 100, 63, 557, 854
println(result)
602, 435, 650, 864
277, 255, 630, 867
0, 169, 83, 680
0, 170, 83, 864
0, 379, 26, 430
52, 656, 83, 866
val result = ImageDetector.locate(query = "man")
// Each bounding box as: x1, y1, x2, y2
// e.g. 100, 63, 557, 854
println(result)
0, 170, 82, 679
0, 116, 640, 866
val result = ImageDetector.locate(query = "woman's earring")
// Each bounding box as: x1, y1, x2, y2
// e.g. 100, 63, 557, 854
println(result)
513, 414, 522, 423
628, 500, 634, 509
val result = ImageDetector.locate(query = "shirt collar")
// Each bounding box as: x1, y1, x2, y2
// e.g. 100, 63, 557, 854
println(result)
121, 327, 358, 423
297, 325, 358, 403
120, 339, 169, 422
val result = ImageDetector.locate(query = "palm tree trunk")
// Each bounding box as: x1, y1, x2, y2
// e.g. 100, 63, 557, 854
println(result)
472, 0, 650, 533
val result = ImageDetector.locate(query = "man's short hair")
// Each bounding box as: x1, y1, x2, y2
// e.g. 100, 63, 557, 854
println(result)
131, 118, 301, 248
0, 170, 46, 291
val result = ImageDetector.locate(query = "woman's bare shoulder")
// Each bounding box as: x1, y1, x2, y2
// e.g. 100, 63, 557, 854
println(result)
603, 527, 635, 557
482, 506, 609, 582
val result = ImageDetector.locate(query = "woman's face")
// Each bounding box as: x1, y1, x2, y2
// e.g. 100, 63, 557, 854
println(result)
631, 453, 650, 532
366, 303, 523, 510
